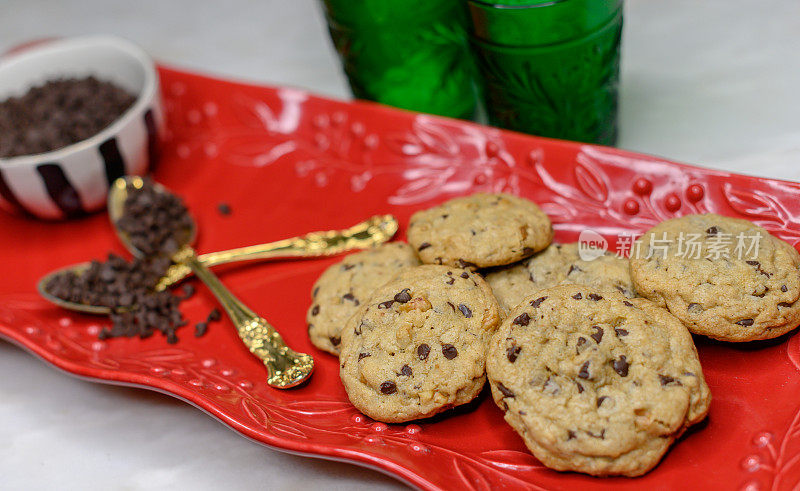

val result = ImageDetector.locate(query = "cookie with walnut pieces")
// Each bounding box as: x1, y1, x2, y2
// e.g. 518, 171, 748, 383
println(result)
629, 213, 800, 342
307, 242, 421, 355
486, 284, 711, 477
486, 242, 635, 316
407, 193, 553, 269
339, 265, 501, 423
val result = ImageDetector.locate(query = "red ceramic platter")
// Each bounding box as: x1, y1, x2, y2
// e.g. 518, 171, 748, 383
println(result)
1, 67, 799, 491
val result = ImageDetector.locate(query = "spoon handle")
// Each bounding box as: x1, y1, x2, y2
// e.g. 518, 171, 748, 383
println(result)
156, 214, 397, 290
176, 247, 314, 389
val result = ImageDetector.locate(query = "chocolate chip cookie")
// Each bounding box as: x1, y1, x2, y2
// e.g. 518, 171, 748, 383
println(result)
486, 284, 711, 477
307, 242, 421, 355
407, 193, 553, 269
486, 243, 635, 315
629, 213, 800, 342
339, 265, 501, 423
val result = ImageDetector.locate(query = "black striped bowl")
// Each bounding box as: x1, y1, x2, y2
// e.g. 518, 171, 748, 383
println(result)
0, 36, 163, 219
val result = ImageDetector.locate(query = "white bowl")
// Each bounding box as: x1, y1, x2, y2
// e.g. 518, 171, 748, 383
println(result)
0, 36, 163, 219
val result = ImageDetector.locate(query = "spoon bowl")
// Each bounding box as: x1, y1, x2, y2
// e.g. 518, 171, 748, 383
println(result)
108, 175, 197, 256
37, 262, 110, 314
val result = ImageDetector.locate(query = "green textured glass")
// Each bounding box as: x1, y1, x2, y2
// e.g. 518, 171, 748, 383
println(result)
468, 0, 623, 144
321, 0, 476, 119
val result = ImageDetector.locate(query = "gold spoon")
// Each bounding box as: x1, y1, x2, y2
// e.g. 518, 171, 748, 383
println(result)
109, 176, 314, 389
38, 214, 398, 315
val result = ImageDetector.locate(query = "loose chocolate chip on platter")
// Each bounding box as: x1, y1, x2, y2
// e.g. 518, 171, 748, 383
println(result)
181, 284, 195, 299
217, 202, 232, 216
194, 322, 208, 337
207, 308, 221, 322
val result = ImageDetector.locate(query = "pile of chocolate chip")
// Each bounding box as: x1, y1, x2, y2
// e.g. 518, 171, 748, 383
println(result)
0, 76, 136, 158
45, 178, 219, 343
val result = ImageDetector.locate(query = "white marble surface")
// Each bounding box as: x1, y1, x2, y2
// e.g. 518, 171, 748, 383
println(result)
2, 0, 800, 489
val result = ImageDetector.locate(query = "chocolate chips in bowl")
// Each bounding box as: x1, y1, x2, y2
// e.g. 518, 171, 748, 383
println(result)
0, 76, 136, 159
0, 36, 163, 219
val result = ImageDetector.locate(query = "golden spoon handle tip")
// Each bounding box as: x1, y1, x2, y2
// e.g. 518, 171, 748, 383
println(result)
179, 248, 313, 389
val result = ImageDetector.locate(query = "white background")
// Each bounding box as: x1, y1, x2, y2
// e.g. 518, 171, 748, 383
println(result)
1, 0, 799, 489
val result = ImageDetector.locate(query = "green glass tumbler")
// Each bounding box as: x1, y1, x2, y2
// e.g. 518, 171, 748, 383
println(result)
467, 0, 623, 144
320, 0, 477, 119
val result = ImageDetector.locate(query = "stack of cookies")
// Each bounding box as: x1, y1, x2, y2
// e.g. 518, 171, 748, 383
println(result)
306, 193, 800, 477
